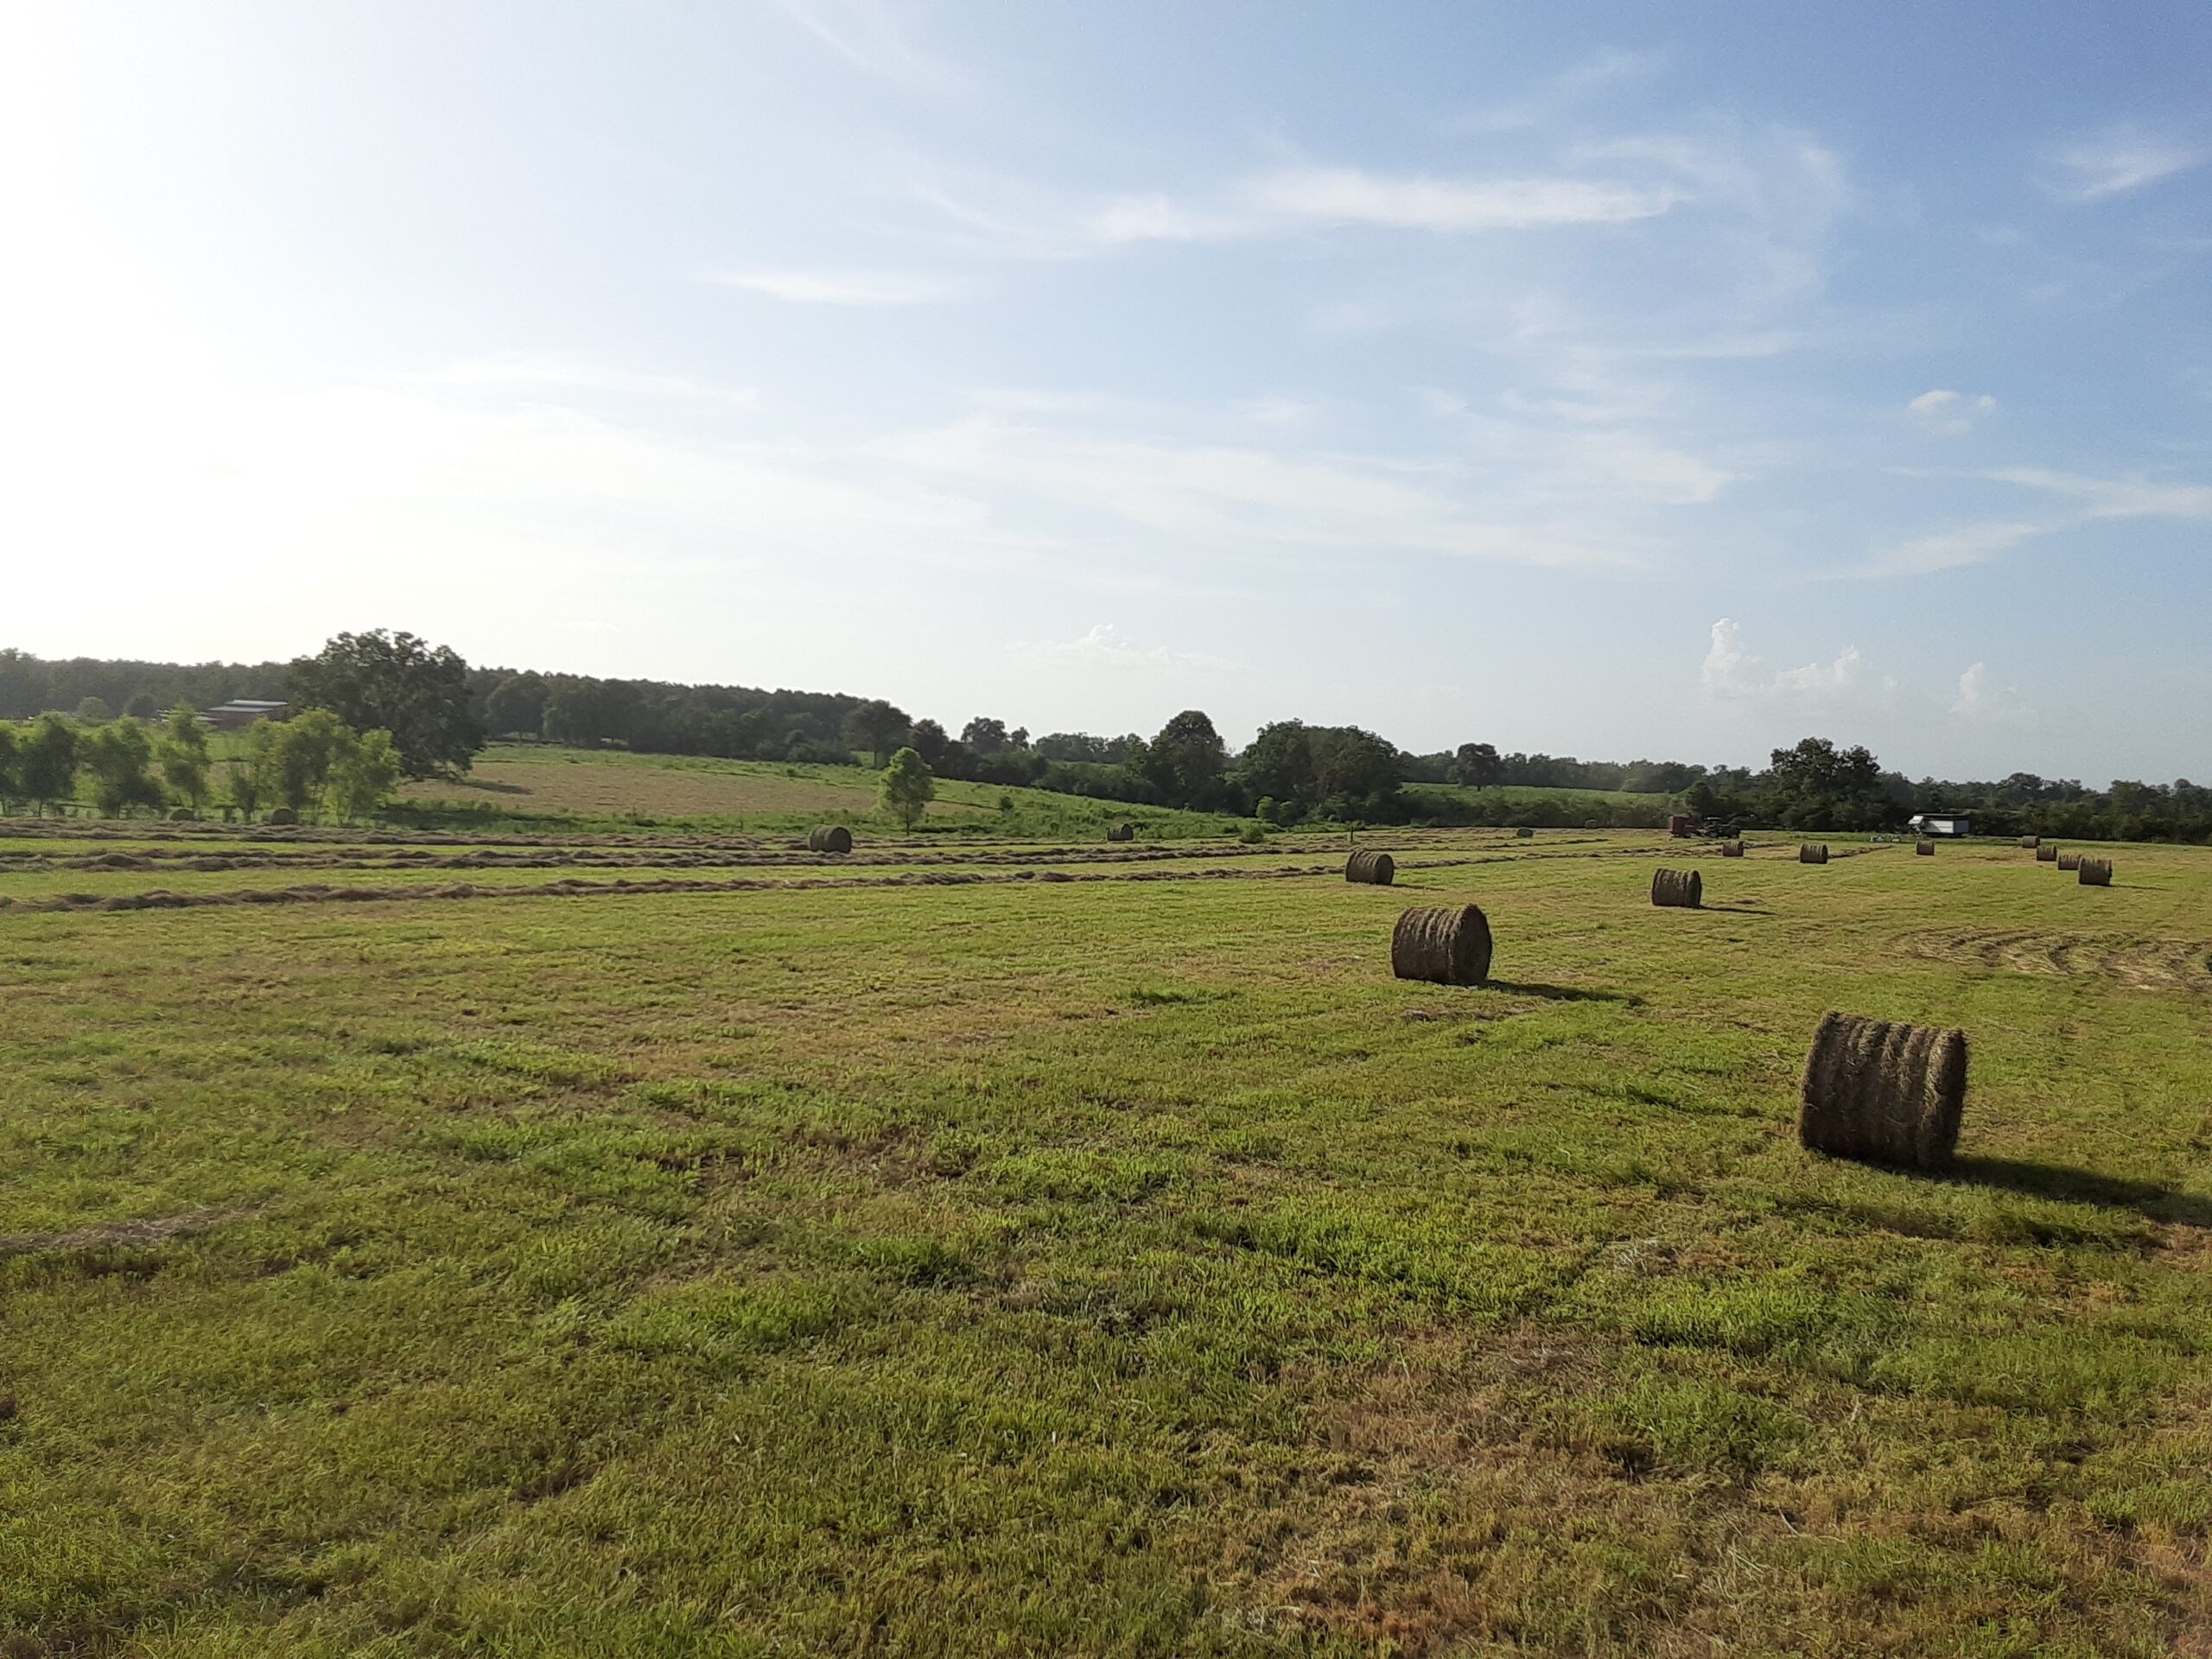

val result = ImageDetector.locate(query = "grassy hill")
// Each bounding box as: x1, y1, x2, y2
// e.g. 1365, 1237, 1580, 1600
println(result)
1402, 780, 1676, 828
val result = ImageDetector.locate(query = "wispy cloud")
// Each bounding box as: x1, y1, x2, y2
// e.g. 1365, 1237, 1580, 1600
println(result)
1990, 467, 2212, 519
1952, 662, 2033, 722
2046, 124, 2209, 201
1860, 518, 2051, 579
1700, 618, 1891, 706
766, 0, 957, 91
1908, 389, 1996, 435
1452, 48, 1671, 135
708, 267, 974, 306
1007, 624, 1239, 675
402, 353, 760, 409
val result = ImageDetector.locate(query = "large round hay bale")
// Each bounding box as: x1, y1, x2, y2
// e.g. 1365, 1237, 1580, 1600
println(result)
1798, 1012, 1967, 1170
2018, 836, 2040, 849
1391, 904, 1492, 986
2077, 856, 2113, 887
1721, 840, 1745, 857
168, 807, 197, 822
808, 824, 853, 855
2056, 852, 2081, 872
2035, 843, 2057, 862
1514, 827, 1534, 839
267, 807, 298, 826
1344, 850, 1395, 886
1798, 842, 1828, 864
1650, 868, 1702, 908
1106, 823, 1135, 842
1915, 839, 1935, 856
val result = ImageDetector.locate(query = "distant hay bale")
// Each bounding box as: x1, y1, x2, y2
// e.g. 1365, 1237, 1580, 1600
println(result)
168, 808, 197, 822
1583, 818, 1601, 830
807, 825, 853, 855
2036, 843, 2058, 861
267, 807, 298, 826
1515, 827, 1534, 839
2056, 852, 2081, 872
1391, 904, 1492, 986
1650, 868, 1702, 908
2019, 836, 2040, 849
1798, 1012, 1967, 1170
1915, 839, 1935, 856
1106, 823, 1135, 842
1798, 843, 1828, 864
2077, 856, 2113, 887
1344, 850, 1395, 886
1721, 840, 1745, 857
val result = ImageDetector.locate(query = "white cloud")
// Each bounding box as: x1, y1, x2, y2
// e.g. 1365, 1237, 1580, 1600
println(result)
1908, 389, 1996, 435
2047, 124, 2209, 201
1861, 518, 2050, 578
1952, 662, 2033, 722
1452, 48, 1671, 135
1989, 467, 2212, 519
708, 267, 973, 305
1007, 624, 1239, 675
1700, 619, 1890, 706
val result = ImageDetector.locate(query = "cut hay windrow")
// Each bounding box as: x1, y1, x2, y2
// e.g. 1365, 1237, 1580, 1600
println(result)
2078, 856, 2113, 887
1916, 840, 1935, 856
1344, 850, 1395, 886
1799, 843, 1829, 865
1649, 868, 1702, 908
2037, 843, 2058, 861
1106, 823, 1135, 842
806, 825, 853, 855
2019, 836, 2040, 849
1721, 840, 1745, 857
2057, 853, 2082, 872
1390, 904, 1492, 986
1798, 1012, 1967, 1170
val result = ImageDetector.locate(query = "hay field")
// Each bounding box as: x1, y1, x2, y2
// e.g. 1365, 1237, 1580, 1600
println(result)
3, 829, 2209, 1655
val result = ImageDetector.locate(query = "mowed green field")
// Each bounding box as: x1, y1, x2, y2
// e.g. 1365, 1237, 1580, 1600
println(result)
3, 827, 2209, 1656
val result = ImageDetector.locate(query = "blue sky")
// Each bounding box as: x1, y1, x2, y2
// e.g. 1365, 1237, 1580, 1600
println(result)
2, 2, 2207, 781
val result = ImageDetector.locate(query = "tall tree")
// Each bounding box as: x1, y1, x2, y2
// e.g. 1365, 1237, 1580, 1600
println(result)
157, 705, 212, 810
81, 718, 163, 817
18, 715, 79, 814
1131, 710, 1228, 809
289, 629, 482, 779
1452, 742, 1504, 788
844, 699, 912, 768
879, 747, 935, 829
908, 717, 951, 768
328, 728, 402, 822
960, 716, 1009, 755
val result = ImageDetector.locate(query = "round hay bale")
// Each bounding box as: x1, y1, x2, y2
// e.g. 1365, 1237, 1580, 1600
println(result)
1582, 818, 1601, 830
1344, 850, 1395, 886
1721, 840, 1745, 857
168, 807, 197, 822
267, 807, 298, 826
1915, 839, 1935, 856
1390, 904, 1492, 986
807, 825, 853, 855
2018, 836, 2040, 849
2056, 852, 2081, 872
1798, 1012, 1967, 1170
1650, 867, 1702, 908
1106, 823, 1135, 842
2077, 856, 2113, 887
2035, 843, 2058, 862
1514, 827, 1534, 839
1798, 842, 1828, 864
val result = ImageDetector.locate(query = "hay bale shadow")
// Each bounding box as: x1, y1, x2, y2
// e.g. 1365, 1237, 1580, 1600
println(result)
1936, 1158, 2212, 1228
1483, 979, 1637, 1006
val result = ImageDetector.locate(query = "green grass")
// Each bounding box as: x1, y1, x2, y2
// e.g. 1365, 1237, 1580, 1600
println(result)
3, 830, 2209, 1654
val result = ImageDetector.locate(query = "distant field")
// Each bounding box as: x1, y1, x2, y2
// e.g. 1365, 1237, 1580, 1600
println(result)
3, 826, 2208, 1653
397, 744, 1243, 838
1401, 781, 1675, 825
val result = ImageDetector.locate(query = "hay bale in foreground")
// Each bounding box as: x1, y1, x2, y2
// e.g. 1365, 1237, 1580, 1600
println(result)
1650, 868, 1702, 908
1915, 839, 1935, 856
1391, 904, 1491, 986
1799, 843, 1828, 864
267, 807, 298, 826
1106, 823, 1135, 842
1721, 840, 1745, 857
2078, 856, 2113, 887
2019, 836, 2040, 849
2036, 843, 2058, 861
1344, 850, 1395, 886
1798, 1012, 1967, 1170
808, 825, 853, 855
2056, 852, 2081, 872
1515, 827, 1534, 839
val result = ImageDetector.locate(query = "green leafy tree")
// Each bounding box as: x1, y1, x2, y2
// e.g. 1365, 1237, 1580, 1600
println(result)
124, 692, 159, 720
289, 629, 482, 778
157, 705, 212, 810
844, 699, 912, 768
879, 746, 935, 829
1452, 741, 1504, 788
327, 728, 402, 822
541, 678, 639, 747
1130, 710, 1228, 809
908, 717, 951, 768
1239, 721, 1319, 820
225, 742, 267, 819
74, 696, 113, 726
483, 673, 547, 738
19, 715, 79, 814
81, 717, 163, 817
270, 709, 348, 816
0, 723, 18, 810
960, 716, 1009, 755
